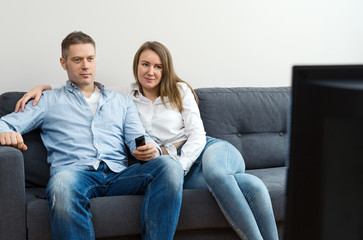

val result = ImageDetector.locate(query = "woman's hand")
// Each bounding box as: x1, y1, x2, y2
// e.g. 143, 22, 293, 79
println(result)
161, 140, 186, 155
15, 85, 52, 112
132, 142, 160, 161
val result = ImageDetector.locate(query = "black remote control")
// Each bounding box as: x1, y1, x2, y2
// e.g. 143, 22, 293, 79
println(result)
135, 136, 146, 164
135, 135, 145, 147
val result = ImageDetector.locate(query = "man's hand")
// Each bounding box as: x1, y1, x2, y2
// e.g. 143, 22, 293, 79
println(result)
0, 132, 28, 151
132, 142, 160, 161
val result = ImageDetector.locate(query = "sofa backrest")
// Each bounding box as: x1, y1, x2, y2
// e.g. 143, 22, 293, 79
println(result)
195, 87, 290, 170
0, 87, 290, 187
0, 92, 49, 187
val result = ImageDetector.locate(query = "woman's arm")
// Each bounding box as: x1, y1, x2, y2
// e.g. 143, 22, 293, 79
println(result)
174, 84, 207, 174
15, 85, 52, 112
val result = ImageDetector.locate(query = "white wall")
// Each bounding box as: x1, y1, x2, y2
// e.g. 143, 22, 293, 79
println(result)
1, 0, 363, 94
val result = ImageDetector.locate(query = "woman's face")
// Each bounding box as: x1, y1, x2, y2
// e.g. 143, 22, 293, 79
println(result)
137, 49, 163, 94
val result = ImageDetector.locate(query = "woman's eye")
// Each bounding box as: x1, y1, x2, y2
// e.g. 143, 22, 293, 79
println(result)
155, 65, 162, 69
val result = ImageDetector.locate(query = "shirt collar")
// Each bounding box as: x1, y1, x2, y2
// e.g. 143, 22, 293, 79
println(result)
66, 81, 107, 96
130, 83, 139, 94
130, 83, 167, 104
130, 83, 143, 100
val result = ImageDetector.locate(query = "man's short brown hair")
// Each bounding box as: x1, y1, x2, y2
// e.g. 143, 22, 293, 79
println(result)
61, 31, 95, 60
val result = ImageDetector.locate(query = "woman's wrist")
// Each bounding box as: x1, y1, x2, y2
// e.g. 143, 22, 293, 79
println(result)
160, 146, 168, 155
41, 84, 52, 90
164, 143, 178, 158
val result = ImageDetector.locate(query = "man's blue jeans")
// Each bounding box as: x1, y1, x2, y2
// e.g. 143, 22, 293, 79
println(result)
184, 137, 279, 240
46, 156, 184, 240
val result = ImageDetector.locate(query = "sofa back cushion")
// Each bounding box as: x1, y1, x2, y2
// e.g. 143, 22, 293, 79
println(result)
195, 87, 290, 170
0, 87, 290, 186
0, 92, 50, 187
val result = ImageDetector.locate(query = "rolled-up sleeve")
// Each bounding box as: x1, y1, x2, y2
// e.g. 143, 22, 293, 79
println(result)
0, 97, 45, 134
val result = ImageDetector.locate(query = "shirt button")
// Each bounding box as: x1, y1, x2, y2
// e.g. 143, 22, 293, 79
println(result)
78, 92, 81, 95
95, 143, 99, 147
237, 133, 242, 138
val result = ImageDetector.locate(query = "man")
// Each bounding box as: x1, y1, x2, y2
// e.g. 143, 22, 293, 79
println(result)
0, 31, 184, 240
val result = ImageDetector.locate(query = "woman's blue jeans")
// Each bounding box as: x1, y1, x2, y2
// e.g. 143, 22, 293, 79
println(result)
46, 155, 184, 240
184, 137, 279, 240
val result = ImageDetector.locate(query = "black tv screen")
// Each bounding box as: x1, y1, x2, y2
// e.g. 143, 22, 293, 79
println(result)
284, 65, 363, 240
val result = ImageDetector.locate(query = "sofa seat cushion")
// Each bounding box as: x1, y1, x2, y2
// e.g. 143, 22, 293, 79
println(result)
26, 188, 230, 240
247, 167, 287, 221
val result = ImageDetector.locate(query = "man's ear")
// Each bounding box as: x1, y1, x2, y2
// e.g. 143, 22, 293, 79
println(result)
60, 58, 67, 70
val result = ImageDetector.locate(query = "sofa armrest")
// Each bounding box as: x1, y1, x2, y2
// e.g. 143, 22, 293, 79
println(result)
0, 146, 26, 240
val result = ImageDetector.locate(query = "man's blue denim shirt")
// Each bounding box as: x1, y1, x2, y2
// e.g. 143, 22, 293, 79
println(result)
0, 81, 158, 175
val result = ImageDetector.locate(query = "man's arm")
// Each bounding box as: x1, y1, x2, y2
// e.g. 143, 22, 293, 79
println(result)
123, 98, 160, 161
0, 95, 46, 150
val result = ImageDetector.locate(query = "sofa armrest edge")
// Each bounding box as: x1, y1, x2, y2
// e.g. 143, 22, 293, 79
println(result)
0, 146, 26, 240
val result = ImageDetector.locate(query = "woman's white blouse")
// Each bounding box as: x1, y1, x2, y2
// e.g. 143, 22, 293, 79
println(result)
130, 83, 206, 173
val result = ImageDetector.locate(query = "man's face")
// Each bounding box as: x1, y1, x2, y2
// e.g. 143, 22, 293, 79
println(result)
60, 43, 96, 88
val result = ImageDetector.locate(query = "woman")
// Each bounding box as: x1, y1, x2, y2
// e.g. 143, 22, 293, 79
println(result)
16, 41, 279, 240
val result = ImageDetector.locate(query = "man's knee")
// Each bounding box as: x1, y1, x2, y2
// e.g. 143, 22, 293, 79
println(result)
47, 170, 82, 209
153, 155, 184, 189
48, 170, 79, 192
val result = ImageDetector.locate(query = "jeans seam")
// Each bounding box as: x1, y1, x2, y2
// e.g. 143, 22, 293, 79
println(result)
88, 214, 95, 239
225, 143, 233, 175
143, 179, 151, 239
82, 185, 97, 239
207, 183, 248, 240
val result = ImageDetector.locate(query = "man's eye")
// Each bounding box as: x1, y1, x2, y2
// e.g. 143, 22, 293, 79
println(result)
74, 59, 80, 62
88, 57, 94, 61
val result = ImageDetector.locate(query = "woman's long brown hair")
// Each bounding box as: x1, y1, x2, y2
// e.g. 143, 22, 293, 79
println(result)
133, 41, 198, 112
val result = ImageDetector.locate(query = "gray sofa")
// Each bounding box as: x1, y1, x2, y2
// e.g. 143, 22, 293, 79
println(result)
0, 87, 290, 240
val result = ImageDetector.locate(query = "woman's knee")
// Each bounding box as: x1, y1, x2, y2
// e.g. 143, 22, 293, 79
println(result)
238, 174, 270, 199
